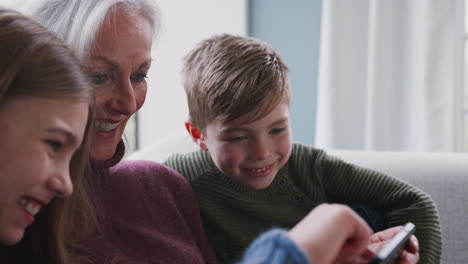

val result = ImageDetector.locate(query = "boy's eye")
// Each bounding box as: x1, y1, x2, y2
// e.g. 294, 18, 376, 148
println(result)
90, 73, 109, 85
270, 127, 286, 134
131, 72, 148, 83
226, 135, 247, 142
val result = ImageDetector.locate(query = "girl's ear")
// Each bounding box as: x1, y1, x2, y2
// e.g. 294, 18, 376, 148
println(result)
185, 121, 208, 151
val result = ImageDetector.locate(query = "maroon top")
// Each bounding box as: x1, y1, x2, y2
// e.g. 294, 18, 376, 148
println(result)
0, 141, 219, 263
80, 141, 219, 263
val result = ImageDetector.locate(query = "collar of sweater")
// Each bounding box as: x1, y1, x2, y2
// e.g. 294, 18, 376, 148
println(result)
91, 140, 126, 169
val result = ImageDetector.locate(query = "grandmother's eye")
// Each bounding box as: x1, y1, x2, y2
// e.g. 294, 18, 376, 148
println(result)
90, 73, 109, 85
131, 72, 148, 83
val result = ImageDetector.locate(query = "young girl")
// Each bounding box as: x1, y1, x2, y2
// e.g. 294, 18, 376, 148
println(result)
0, 8, 94, 263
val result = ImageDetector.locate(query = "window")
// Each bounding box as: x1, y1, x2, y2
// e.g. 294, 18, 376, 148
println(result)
464, 0, 468, 150
124, 115, 138, 154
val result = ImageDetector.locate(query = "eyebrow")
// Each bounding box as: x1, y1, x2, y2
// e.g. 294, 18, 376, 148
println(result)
269, 117, 289, 127
221, 127, 249, 134
221, 117, 289, 134
92, 56, 152, 70
47, 128, 79, 146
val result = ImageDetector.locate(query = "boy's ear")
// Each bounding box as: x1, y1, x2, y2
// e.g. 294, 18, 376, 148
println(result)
185, 121, 208, 151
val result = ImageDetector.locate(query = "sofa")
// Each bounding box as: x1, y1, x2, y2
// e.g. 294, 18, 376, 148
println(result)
128, 132, 468, 263
327, 149, 468, 264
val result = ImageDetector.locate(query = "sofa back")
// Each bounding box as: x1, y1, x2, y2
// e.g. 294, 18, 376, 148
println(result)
329, 150, 468, 264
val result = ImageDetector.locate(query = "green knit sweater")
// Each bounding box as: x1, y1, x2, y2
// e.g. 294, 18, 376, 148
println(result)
164, 143, 442, 263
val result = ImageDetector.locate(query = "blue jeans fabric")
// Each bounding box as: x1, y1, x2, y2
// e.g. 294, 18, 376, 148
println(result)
347, 203, 385, 232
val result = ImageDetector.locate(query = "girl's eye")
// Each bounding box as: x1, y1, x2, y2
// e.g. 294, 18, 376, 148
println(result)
45, 140, 63, 152
90, 73, 109, 85
131, 72, 148, 83
270, 128, 286, 135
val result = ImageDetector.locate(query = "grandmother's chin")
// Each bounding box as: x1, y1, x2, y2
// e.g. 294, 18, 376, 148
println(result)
91, 138, 119, 161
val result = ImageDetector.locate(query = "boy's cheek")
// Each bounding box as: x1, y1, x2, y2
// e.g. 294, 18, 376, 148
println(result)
278, 133, 293, 152
212, 147, 241, 169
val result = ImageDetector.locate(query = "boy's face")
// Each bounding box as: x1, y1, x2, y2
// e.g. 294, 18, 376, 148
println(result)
198, 103, 292, 190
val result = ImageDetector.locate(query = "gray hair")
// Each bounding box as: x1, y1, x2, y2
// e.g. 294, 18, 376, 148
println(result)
16, 0, 160, 60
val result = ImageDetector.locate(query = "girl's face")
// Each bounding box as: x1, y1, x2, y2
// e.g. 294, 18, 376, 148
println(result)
86, 10, 153, 161
0, 97, 88, 245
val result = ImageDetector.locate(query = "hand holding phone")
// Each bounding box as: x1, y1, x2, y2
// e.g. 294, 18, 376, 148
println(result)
369, 222, 416, 264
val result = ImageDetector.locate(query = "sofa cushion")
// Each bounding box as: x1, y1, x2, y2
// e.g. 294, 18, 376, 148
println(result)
328, 150, 468, 264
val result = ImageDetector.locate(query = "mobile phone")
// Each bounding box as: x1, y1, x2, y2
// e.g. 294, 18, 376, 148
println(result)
369, 222, 416, 264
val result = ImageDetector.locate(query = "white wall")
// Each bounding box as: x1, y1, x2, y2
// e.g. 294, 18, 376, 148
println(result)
138, 0, 247, 148
0, 0, 25, 8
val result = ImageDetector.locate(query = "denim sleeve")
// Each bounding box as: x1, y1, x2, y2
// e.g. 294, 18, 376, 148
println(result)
236, 228, 310, 264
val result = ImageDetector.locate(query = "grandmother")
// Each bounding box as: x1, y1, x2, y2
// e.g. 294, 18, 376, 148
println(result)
15, 0, 219, 262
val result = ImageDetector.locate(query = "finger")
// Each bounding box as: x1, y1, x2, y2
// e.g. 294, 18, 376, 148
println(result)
369, 226, 403, 243
397, 236, 420, 264
333, 257, 369, 264
334, 248, 364, 263
289, 204, 373, 264
331, 205, 374, 256
405, 235, 419, 254
398, 249, 420, 264
359, 247, 375, 261
334, 231, 373, 263
366, 239, 387, 254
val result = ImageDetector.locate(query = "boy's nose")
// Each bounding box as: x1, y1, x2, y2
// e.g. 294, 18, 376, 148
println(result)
250, 140, 271, 160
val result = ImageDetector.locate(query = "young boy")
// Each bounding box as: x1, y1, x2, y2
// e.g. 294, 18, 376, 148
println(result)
164, 34, 441, 263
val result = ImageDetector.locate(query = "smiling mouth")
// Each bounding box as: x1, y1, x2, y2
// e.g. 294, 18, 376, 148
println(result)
20, 197, 42, 217
243, 163, 275, 178
247, 167, 269, 173
95, 120, 120, 132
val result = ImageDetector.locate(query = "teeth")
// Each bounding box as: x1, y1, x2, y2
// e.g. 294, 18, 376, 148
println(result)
249, 167, 268, 173
95, 120, 120, 132
20, 198, 27, 206
20, 198, 41, 216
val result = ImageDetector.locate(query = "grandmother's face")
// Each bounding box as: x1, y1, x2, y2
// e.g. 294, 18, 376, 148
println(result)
86, 10, 153, 160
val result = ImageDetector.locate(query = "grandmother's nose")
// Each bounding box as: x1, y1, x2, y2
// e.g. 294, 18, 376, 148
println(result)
110, 79, 137, 115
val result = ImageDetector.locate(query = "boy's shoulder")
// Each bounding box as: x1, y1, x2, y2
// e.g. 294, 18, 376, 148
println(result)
289, 143, 357, 173
163, 150, 216, 181
291, 142, 322, 153
290, 142, 330, 161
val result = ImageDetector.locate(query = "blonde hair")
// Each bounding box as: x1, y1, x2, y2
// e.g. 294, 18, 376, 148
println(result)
0, 8, 94, 264
182, 34, 290, 130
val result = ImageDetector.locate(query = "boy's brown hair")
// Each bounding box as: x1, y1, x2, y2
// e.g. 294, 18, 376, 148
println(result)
182, 33, 290, 130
